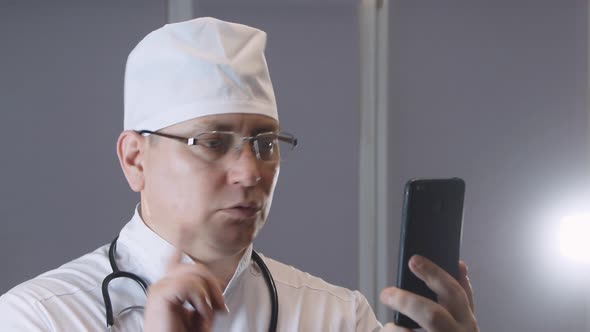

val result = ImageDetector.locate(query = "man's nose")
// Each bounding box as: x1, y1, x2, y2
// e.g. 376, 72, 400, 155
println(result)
227, 141, 262, 187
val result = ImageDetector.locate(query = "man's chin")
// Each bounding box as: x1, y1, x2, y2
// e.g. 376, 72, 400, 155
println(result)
213, 223, 258, 248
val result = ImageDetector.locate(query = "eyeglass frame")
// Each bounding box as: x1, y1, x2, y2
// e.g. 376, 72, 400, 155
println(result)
137, 129, 298, 163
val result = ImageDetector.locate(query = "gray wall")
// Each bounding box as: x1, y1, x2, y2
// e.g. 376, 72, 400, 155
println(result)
0, 0, 166, 291
387, 1, 589, 331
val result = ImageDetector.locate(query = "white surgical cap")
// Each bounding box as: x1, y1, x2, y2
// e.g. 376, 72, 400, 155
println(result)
124, 17, 278, 131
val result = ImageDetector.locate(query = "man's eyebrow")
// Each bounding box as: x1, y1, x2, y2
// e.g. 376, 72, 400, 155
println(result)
192, 123, 233, 131
252, 126, 279, 134
190, 122, 279, 134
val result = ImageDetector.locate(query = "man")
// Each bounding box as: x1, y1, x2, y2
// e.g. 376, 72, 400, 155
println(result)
0, 17, 479, 331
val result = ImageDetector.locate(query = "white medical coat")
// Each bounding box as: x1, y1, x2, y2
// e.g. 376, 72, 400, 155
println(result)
0, 208, 382, 331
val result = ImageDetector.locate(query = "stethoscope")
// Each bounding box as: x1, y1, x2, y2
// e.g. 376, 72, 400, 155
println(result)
101, 236, 278, 332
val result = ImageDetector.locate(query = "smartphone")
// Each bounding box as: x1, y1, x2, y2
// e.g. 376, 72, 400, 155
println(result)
394, 177, 465, 329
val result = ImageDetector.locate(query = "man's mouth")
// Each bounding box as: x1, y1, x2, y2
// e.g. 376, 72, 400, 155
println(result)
222, 203, 261, 219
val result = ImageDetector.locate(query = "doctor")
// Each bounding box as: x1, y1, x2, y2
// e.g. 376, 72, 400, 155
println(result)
0, 17, 479, 332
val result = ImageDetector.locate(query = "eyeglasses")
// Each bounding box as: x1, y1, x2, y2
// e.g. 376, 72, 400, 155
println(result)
138, 130, 298, 163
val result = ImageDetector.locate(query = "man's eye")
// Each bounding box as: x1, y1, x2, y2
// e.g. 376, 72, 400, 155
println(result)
258, 139, 274, 150
202, 139, 226, 149
256, 136, 277, 153
196, 133, 232, 153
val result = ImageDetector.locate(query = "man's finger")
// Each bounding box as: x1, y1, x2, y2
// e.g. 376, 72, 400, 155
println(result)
408, 255, 472, 323
458, 260, 475, 313
167, 264, 226, 312
166, 248, 183, 271
380, 322, 413, 332
184, 281, 215, 321
167, 225, 194, 271
379, 287, 456, 332
164, 226, 226, 313
190, 267, 226, 312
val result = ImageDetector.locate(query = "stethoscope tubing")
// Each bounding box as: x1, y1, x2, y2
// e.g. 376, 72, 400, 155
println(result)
101, 236, 278, 332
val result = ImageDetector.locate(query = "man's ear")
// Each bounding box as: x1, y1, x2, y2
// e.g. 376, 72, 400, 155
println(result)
117, 131, 147, 192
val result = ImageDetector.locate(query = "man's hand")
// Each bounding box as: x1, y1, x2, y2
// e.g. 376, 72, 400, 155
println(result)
143, 242, 226, 332
379, 256, 479, 332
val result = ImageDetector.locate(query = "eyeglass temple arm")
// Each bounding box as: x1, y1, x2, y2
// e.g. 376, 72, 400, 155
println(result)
137, 130, 195, 145
277, 133, 298, 148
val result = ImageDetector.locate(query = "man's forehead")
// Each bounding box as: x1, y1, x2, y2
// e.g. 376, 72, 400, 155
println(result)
180, 113, 279, 132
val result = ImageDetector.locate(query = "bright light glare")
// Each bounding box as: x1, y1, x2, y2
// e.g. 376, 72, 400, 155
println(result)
559, 215, 590, 262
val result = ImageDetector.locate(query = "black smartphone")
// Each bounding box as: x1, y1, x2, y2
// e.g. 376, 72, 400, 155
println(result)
394, 177, 466, 329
